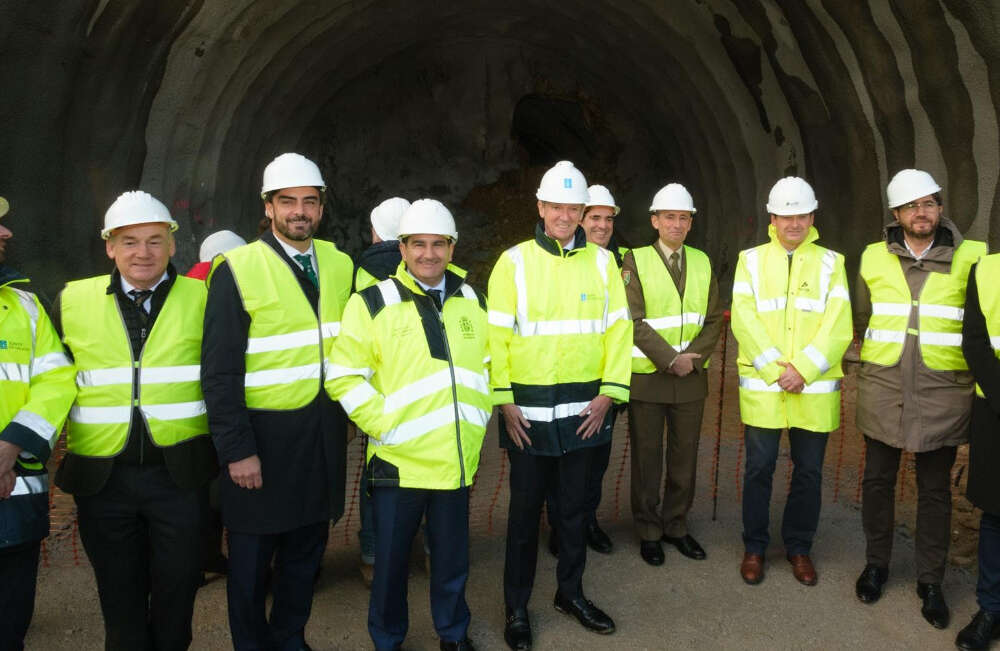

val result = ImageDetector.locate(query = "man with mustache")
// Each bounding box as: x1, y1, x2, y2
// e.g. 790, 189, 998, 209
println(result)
731, 176, 851, 587
0, 196, 75, 650
854, 169, 987, 630
201, 153, 354, 650
621, 183, 723, 567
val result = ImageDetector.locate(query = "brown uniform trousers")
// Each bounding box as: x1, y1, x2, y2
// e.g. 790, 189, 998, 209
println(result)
622, 243, 723, 541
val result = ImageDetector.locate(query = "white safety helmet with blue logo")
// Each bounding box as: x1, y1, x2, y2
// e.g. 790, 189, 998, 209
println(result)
536, 161, 589, 204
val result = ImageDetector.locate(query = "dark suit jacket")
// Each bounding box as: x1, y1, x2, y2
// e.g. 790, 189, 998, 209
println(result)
622, 242, 724, 404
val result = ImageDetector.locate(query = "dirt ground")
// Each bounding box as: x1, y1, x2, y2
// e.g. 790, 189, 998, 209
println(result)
30, 331, 984, 649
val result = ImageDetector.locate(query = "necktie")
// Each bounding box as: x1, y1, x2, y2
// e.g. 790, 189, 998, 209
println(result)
293, 254, 318, 288
128, 289, 153, 313
668, 251, 682, 289
427, 289, 443, 311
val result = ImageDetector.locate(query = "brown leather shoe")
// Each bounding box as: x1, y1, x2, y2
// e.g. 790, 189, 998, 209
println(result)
740, 553, 764, 585
787, 554, 818, 586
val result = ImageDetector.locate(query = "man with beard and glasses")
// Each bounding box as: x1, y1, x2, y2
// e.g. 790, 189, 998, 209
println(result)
853, 169, 987, 630
202, 153, 354, 650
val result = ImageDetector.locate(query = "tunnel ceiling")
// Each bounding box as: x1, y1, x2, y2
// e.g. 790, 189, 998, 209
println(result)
2, 0, 999, 296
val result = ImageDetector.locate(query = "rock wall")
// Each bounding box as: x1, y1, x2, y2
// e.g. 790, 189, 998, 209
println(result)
1, 0, 997, 296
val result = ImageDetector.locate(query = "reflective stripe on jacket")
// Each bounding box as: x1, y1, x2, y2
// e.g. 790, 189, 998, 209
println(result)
0, 274, 75, 547
487, 224, 632, 455
327, 263, 490, 490
860, 238, 986, 371
62, 275, 208, 456
731, 225, 852, 432
630, 244, 711, 374
975, 253, 1000, 398
215, 239, 353, 409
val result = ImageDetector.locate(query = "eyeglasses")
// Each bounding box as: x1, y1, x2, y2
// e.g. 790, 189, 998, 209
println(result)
899, 200, 939, 214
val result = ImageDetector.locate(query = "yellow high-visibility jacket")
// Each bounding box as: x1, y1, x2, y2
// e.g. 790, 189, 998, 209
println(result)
0, 270, 75, 547
212, 239, 353, 409
326, 263, 490, 490
487, 224, 632, 455
972, 253, 1000, 398
731, 225, 852, 432
61, 275, 209, 456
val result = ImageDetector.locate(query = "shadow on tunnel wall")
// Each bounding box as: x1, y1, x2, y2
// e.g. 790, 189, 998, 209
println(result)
1, 0, 998, 301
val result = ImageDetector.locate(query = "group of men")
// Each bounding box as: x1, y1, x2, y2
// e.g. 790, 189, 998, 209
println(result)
0, 156, 998, 651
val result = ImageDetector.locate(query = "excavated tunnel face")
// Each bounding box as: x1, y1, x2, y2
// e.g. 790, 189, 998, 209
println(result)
3, 1, 999, 294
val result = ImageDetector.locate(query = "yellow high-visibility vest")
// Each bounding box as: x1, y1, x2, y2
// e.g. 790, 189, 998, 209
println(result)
213, 239, 353, 409
630, 245, 711, 374
973, 253, 1000, 398
860, 238, 986, 371
61, 275, 208, 457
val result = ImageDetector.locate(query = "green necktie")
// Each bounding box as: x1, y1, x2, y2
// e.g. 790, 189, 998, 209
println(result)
668, 251, 682, 288
293, 254, 318, 288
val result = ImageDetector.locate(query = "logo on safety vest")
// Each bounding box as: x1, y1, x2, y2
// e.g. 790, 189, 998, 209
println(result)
621, 270, 631, 286
0, 340, 6, 349
459, 316, 475, 339
799, 281, 810, 291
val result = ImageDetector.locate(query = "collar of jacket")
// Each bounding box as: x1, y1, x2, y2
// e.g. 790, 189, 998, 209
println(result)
534, 220, 587, 257
767, 223, 819, 252
358, 239, 402, 281
0, 264, 28, 289
392, 260, 468, 300
104, 263, 178, 296
606, 233, 625, 266
882, 216, 959, 257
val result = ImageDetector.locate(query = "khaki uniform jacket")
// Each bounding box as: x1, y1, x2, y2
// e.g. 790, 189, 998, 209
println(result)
622, 243, 724, 404
853, 217, 976, 452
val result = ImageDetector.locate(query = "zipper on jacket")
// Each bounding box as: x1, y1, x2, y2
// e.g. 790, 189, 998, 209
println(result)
435, 291, 467, 488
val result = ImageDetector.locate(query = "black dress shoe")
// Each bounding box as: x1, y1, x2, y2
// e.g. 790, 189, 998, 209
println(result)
586, 522, 613, 554
504, 607, 531, 650
855, 564, 888, 604
917, 582, 950, 629
548, 529, 559, 558
440, 638, 476, 651
956, 610, 1000, 650
553, 592, 615, 634
661, 534, 706, 560
640, 539, 664, 566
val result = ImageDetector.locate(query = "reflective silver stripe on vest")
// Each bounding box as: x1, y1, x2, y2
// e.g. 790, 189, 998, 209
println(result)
745, 247, 839, 313
519, 401, 591, 422
920, 332, 963, 347
32, 351, 72, 375
142, 401, 206, 420
0, 363, 29, 383
738, 377, 841, 393
70, 405, 132, 424
246, 328, 319, 354
991, 336, 1000, 351
919, 304, 964, 321
12, 409, 57, 441
377, 280, 403, 306
11, 475, 47, 496
607, 307, 629, 327
732, 281, 753, 296
76, 367, 131, 386
459, 284, 478, 301
753, 347, 782, 371
871, 302, 912, 317
325, 363, 374, 381
321, 322, 341, 339
384, 367, 489, 413
339, 382, 378, 414
77, 365, 201, 386
643, 312, 705, 330
244, 363, 321, 387
864, 328, 906, 344
488, 310, 516, 329
633, 341, 691, 359
375, 402, 490, 447
803, 344, 831, 374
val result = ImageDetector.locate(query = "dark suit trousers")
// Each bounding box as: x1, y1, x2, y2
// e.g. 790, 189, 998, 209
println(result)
0, 541, 40, 651
75, 464, 203, 651
628, 398, 704, 540
862, 436, 957, 583
226, 521, 329, 651
504, 447, 591, 610
369, 486, 470, 650
545, 411, 616, 529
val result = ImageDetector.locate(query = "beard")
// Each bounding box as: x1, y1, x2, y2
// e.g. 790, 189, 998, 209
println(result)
275, 216, 318, 241
900, 218, 937, 241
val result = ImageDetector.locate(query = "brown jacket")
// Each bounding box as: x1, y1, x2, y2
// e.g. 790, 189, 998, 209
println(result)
853, 217, 976, 452
622, 243, 724, 404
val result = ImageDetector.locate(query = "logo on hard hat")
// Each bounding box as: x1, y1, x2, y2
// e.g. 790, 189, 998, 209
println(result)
564, 178, 573, 188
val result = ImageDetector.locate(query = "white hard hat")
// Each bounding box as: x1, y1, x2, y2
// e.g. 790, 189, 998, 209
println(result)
370, 197, 411, 241
766, 177, 818, 216
585, 185, 620, 216
886, 169, 942, 208
649, 183, 697, 213
0, 196, 8, 219
102, 191, 178, 240
260, 153, 326, 198
398, 199, 458, 242
536, 161, 589, 204
199, 230, 247, 263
